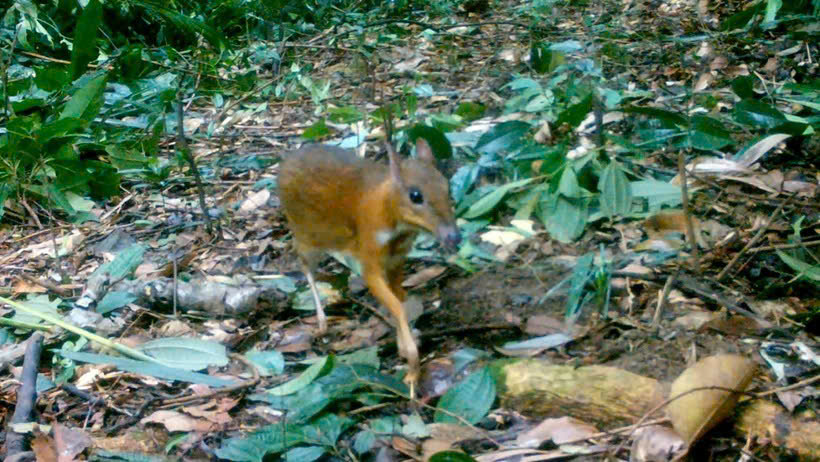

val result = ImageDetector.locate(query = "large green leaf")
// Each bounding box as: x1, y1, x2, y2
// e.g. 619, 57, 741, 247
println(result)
624, 106, 687, 128
430, 451, 478, 462
434, 367, 496, 424
60, 73, 107, 122
544, 195, 588, 243
266, 356, 332, 396
599, 161, 633, 218
733, 99, 787, 128
407, 124, 452, 159
556, 93, 593, 128
777, 251, 820, 282
57, 351, 235, 387
70, 0, 102, 80
462, 178, 535, 219
689, 115, 733, 150
475, 121, 531, 155
138, 337, 229, 371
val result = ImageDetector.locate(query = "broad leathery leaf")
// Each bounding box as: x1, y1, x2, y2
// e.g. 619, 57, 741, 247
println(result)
733, 99, 786, 128
690, 115, 733, 150
96, 244, 145, 280
96, 290, 137, 315
720, 2, 764, 31
434, 367, 496, 424
216, 422, 307, 462
430, 451, 478, 462
475, 121, 531, 155
284, 446, 324, 462
353, 430, 376, 454
70, 0, 102, 80
138, 337, 229, 371
631, 180, 682, 211
451, 164, 480, 204
599, 161, 633, 218
301, 414, 353, 447
544, 195, 588, 243
557, 166, 582, 198
731, 75, 755, 99
408, 124, 453, 159
36, 117, 86, 143
556, 93, 593, 129
667, 355, 755, 445
60, 73, 107, 121
624, 106, 687, 128
462, 178, 536, 219
245, 350, 285, 376
776, 251, 820, 282
266, 355, 333, 396
302, 118, 330, 140
58, 351, 235, 387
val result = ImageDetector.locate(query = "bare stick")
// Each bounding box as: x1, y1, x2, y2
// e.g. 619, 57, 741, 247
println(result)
716, 193, 795, 282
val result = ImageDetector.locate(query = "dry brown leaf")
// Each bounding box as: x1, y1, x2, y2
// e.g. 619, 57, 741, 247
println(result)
141, 409, 217, 432
402, 265, 447, 288
32, 431, 57, 462
666, 354, 756, 445
516, 416, 598, 448
54, 424, 92, 462
630, 425, 686, 462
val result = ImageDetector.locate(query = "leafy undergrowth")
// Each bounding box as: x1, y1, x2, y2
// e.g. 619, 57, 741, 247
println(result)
0, 0, 818, 461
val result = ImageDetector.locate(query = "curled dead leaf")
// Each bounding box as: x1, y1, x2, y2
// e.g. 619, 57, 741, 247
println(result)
666, 354, 756, 446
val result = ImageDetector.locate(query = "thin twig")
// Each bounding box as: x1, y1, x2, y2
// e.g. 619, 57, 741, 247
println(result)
716, 193, 795, 282
678, 150, 701, 272
176, 94, 213, 234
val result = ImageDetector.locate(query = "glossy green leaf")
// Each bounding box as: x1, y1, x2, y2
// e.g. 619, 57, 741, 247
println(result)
462, 178, 536, 219
36, 118, 86, 143
531, 42, 552, 74
556, 93, 593, 128
60, 73, 107, 122
720, 2, 764, 31
689, 115, 733, 150
475, 121, 531, 155
434, 367, 496, 424
451, 164, 480, 205
777, 251, 820, 282
599, 161, 632, 218
327, 106, 364, 123
624, 106, 687, 128
302, 119, 331, 140
216, 423, 308, 462
266, 355, 332, 396
430, 451, 478, 462
70, 0, 102, 80
731, 76, 755, 99
455, 102, 486, 121
407, 124, 452, 159
734, 99, 786, 128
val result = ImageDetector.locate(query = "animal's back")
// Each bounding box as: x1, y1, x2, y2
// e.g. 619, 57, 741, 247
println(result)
278, 145, 385, 252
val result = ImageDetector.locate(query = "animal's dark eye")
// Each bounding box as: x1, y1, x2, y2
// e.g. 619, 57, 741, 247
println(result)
409, 187, 424, 204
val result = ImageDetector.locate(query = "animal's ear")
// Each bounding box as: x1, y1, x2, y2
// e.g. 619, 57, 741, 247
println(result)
386, 142, 405, 187
415, 137, 434, 163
